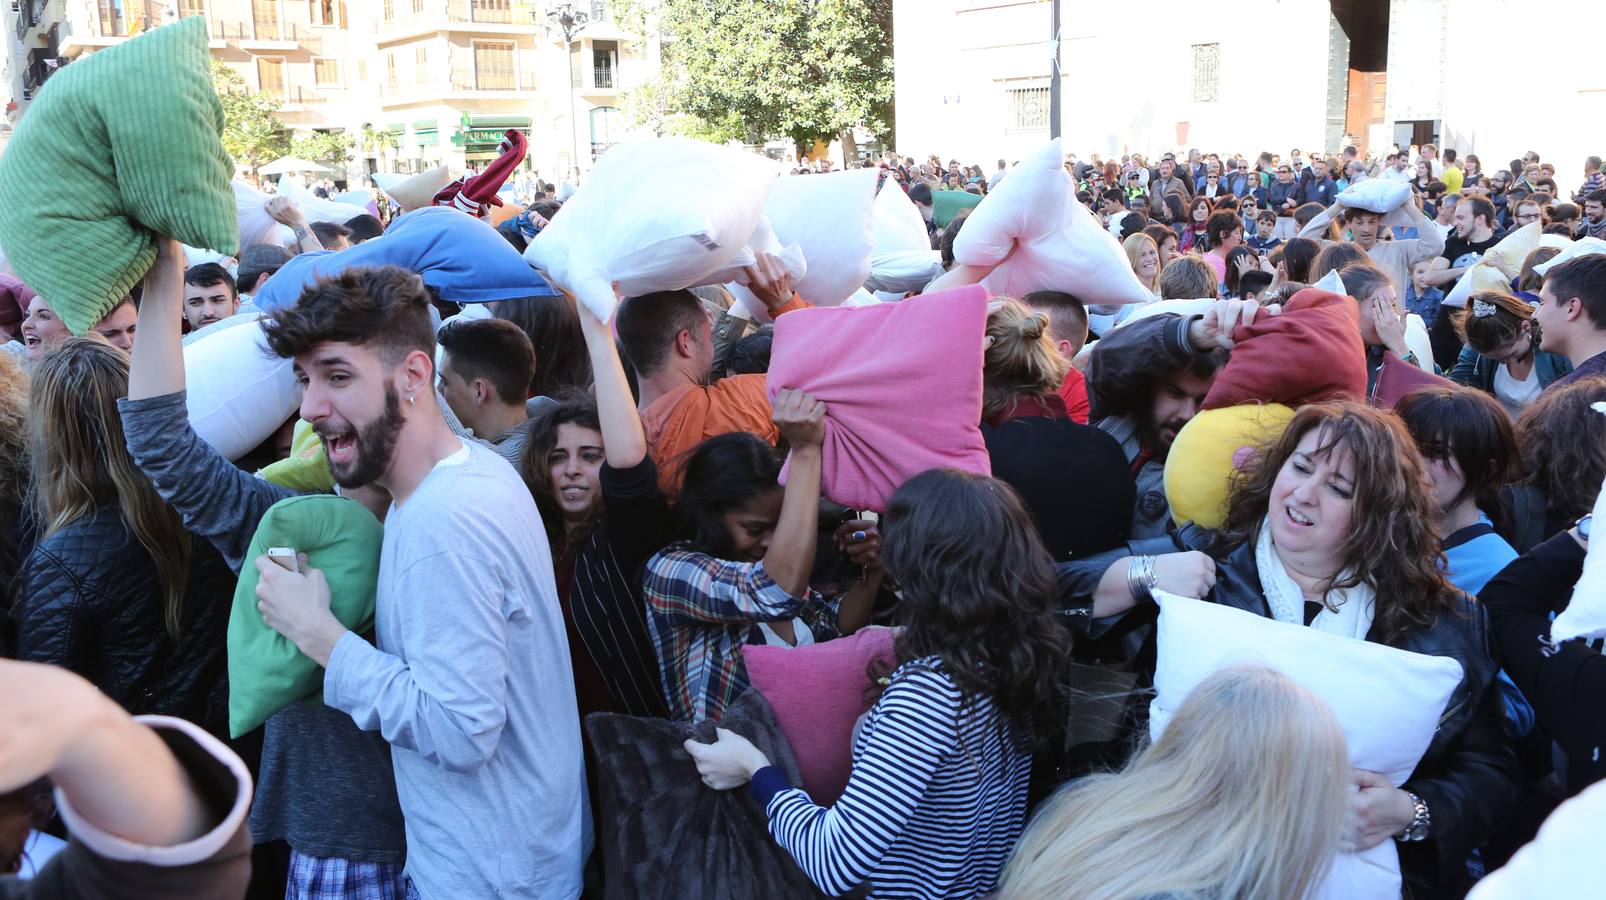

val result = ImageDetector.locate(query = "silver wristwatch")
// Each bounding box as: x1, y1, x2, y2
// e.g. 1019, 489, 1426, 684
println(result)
1396, 791, 1430, 842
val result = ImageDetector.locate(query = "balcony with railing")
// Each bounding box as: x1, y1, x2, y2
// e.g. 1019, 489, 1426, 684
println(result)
379, 67, 537, 102
15, 0, 45, 41
22, 55, 62, 97
591, 66, 613, 89
377, 0, 540, 39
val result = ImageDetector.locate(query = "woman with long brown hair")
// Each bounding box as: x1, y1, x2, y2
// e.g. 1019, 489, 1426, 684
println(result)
685, 468, 1073, 899
12, 338, 233, 735
1087, 402, 1519, 897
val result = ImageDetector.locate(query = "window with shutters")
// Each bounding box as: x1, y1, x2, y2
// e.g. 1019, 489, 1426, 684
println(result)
257, 57, 285, 99
474, 41, 515, 91
252, 0, 279, 39
1192, 43, 1220, 102
314, 58, 340, 85
414, 46, 428, 86
179, 0, 205, 18
309, 0, 337, 26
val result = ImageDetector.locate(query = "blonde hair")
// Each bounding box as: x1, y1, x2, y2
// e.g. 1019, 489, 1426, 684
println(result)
1000, 665, 1349, 900
1123, 233, 1162, 294
26, 338, 193, 637
983, 298, 1069, 419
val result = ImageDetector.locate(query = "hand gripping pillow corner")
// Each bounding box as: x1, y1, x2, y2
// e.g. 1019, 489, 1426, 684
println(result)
1151, 592, 1463, 900
184, 316, 302, 461
524, 137, 779, 322
228, 495, 383, 737
953, 138, 1152, 307
767, 285, 992, 512
0, 17, 237, 335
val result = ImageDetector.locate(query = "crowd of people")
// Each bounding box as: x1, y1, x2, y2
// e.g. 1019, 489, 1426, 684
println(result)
1, 132, 1605, 900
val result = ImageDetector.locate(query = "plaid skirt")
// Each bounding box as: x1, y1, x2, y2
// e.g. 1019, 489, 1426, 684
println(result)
285, 850, 408, 900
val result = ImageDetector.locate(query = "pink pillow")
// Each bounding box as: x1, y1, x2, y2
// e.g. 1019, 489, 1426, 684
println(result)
767, 285, 991, 511
741, 627, 899, 806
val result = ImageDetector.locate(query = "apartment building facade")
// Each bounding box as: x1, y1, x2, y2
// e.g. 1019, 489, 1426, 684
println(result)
4, 0, 658, 180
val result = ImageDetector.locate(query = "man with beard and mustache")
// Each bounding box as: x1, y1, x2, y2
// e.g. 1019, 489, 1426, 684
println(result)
1084, 300, 1256, 539
252, 265, 585, 900
121, 239, 407, 897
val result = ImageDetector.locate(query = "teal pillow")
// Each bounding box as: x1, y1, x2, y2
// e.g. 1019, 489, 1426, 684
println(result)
0, 17, 237, 335
227, 495, 383, 738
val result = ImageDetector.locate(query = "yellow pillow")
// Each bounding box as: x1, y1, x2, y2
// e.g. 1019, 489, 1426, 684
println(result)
257, 420, 334, 493
1164, 404, 1295, 529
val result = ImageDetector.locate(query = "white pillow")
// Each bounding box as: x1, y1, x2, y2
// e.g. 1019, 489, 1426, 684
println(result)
1467, 778, 1606, 899
1151, 592, 1463, 900
868, 183, 943, 294
764, 169, 878, 306
953, 138, 1152, 306
1337, 179, 1412, 226
1403, 314, 1434, 372
870, 178, 931, 254
1479, 223, 1542, 279
524, 137, 779, 322
1533, 236, 1606, 277
1313, 268, 1346, 295
184, 315, 301, 461
233, 181, 294, 248
1442, 260, 1510, 310
373, 167, 454, 212
277, 178, 372, 227
1547, 403, 1606, 643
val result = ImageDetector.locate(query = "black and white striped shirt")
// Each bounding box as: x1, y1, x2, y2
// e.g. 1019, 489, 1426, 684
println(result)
749, 657, 1030, 898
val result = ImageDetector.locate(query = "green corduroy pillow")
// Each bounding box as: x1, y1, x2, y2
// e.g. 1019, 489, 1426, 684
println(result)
0, 17, 237, 335
228, 495, 383, 738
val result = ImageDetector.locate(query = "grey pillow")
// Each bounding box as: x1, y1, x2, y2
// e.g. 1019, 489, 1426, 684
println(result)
584, 690, 829, 900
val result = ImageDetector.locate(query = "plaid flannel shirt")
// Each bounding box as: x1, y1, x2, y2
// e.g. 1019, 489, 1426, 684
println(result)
644, 546, 840, 722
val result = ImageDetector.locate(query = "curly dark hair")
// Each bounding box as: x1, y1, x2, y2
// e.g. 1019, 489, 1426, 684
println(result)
879, 469, 1071, 749
1515, 376, 1606, 522
1217, 402, 1458, 646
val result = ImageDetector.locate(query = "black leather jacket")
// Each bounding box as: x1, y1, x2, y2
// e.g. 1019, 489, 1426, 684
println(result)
1060, 536, 1520, 898
9, 504, 235, 735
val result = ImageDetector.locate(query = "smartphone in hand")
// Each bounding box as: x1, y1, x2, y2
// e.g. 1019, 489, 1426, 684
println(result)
267, 547, 300, 573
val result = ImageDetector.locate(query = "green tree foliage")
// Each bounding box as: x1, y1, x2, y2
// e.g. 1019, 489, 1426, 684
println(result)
618, 0, 892, 154
211, 58, 289, 175
290, 130, 354, 168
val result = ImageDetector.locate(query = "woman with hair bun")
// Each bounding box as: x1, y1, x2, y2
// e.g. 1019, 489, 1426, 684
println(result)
978, 298, 1134, 562
1450, 290, 1573, 415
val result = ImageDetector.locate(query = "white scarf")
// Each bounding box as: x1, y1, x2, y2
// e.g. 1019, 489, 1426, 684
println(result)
1255, 518, 1376, 641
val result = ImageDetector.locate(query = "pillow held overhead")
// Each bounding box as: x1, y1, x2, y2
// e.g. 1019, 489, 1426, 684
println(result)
524, 137, 779, 322
764, 169, 878, 306
1202, 288, 1367, 410
1151, 592, 1463, 900
228, 495, 383, 737
1336, 178, 1415, 226
0, 17, 237, 335
254, 206, 559, 311
953, 138, 1152, 307
184, 314, 301, 461
767, 284, 992, 512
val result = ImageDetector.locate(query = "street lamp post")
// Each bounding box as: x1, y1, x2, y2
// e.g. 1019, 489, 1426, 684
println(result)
541, 3, 590, 180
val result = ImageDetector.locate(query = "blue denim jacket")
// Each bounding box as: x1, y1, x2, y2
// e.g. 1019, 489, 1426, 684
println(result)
1404, 284, 1444, 326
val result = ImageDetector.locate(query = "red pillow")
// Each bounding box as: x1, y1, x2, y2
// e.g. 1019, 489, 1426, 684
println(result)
741, 627, 899, 806
1371, 351, 1457, 409
1203, 288, 1368, 410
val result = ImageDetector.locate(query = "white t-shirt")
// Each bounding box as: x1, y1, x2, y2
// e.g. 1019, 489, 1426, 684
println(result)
1493, 361, 1543, 416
